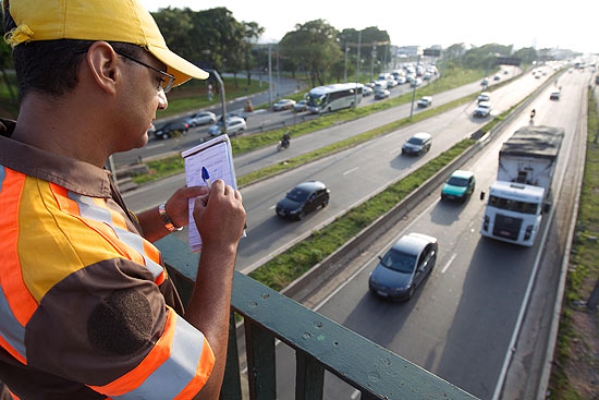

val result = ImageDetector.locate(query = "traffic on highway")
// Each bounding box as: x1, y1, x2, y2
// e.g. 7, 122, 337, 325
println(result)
122, 61, 590, 399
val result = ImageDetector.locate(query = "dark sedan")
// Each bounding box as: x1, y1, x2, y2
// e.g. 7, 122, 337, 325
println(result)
368, 233, 438, 301
154, 121, 189, 140
276, 181, 330, 220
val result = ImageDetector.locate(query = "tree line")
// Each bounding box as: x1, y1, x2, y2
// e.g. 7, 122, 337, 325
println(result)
0, 6, 580, 106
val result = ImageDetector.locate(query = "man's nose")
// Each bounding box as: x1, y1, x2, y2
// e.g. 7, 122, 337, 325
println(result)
158, 88, 168, 110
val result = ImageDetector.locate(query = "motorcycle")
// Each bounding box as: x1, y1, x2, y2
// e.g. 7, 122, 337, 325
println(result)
277, 138, 290, 151
529, 109, 536, 125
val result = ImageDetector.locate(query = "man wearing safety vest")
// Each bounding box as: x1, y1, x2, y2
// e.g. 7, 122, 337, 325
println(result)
0, 0, 246, 398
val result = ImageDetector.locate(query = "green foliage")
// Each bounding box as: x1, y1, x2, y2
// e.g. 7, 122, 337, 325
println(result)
279, 19, 343, 87
549, 89, 599, 400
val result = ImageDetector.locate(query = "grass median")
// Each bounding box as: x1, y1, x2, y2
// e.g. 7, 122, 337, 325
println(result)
549, 89, 599, 399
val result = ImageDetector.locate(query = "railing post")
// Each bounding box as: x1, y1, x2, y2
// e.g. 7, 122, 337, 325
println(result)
245, 321, 277, 400
221, 312, 243, 399
295, 349, 325, 399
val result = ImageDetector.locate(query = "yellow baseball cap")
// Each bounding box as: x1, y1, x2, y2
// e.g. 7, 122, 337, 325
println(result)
3, 0, 209, 86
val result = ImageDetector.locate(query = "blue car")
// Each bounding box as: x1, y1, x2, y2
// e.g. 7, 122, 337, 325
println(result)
368, 233, 438, 302
441, 170, 476, 202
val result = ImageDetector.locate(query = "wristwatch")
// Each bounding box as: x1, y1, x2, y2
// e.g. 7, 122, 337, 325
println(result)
158, 203, 183, 232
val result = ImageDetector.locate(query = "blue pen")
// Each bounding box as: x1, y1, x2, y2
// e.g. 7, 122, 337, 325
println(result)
202, 166, 247, 231
201, 166, 212, 190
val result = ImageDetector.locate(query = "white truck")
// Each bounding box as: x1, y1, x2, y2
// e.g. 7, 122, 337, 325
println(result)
480, 125, 565, 246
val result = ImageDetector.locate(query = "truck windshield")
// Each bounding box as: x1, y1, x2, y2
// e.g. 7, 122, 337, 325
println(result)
488, 195, 538, 214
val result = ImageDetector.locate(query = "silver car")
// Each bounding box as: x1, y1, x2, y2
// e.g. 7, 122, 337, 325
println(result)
207, 116, 246, 136
184, 111, 216, 127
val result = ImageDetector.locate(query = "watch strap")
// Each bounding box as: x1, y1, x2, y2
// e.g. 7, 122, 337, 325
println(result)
158, 203, 183, 232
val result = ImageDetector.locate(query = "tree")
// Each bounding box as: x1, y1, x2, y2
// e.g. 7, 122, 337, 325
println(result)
241, 22, 264, 85
152, 7, 263, 88
337, 27, 390, 82
279, 19, 342, 87
151, 8, 196, 63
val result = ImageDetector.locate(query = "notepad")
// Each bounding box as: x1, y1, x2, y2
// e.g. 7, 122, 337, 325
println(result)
182, 134, 239, 252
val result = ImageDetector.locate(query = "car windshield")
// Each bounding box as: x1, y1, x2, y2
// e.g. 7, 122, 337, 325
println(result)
408, 137, 424, 145
286, 188, 310, 202
380, 248, 417, 273
447, 176, 469, 186
488, 195, 539, 214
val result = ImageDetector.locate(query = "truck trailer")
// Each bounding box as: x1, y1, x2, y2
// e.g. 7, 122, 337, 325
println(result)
480, 125, 564, 246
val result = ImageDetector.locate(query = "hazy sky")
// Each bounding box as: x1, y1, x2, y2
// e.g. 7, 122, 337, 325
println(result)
141, 0, 597, 54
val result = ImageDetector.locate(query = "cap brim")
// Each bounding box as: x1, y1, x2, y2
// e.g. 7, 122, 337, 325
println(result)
148, 45, 209, 87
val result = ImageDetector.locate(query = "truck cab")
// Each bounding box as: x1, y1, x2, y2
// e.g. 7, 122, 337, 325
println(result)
480, 125, 564, 247
480, 182, 545, 247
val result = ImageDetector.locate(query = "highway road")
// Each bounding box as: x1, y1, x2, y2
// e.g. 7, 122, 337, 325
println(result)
111, 66, 468, 169
269, 68, 589, 399
122, 68, 527, 270
122, 63, 583, 399
123, 64, 551, 274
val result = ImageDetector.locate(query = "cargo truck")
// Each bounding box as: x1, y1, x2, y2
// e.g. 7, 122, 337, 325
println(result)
480, 125, 564, 246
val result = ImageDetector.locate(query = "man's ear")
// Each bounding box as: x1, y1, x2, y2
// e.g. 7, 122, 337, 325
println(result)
85, 41, 121, 95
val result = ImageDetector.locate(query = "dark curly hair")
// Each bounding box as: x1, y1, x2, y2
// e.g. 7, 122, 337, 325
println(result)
2, 0, 143, 101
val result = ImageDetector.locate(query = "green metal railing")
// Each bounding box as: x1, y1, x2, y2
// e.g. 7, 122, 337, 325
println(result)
158, 235, 478, 400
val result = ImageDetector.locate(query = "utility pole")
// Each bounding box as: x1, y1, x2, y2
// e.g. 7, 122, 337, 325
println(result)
354, 31, 361, 107
409, 54, 421, 119
268, 44, 272, 108
209, 69, 227, 135
370, 43, 376, 81
344, 46, 350, 83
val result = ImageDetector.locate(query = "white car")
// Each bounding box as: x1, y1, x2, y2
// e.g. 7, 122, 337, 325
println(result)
374, 89, 390, 100
473, 101, 492, 118
207, 116, 246, 136
184, 111, 217, 127
417, 96, 433, 108
477, 92, 491, 103
273, 99, 296, 111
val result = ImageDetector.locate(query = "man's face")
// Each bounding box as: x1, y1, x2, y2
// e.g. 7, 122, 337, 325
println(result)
113, 50, 169, 152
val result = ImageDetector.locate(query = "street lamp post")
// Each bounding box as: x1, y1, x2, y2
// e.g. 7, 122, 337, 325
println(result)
207, 69, 227, 135
344, 47, 350, 83
409, 53, 421, 119
370, 44, 376, 81
354, 31, 361, 107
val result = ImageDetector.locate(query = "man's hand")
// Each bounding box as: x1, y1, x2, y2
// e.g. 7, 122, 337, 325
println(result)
165, 186, 208, 229
192, 180, 245, 250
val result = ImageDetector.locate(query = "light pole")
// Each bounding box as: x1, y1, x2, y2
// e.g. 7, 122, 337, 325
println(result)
206, 69, 227, 135
354, 31, 361, 107
344, 47, 350, 83
370, 44, 376, 81
409, 53, 421, 119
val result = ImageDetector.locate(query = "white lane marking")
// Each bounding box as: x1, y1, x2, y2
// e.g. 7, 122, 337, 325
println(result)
351, 389, 360, 399
145, 143, 166, 150
441, 253, 457, 274
343, 167, 360, 176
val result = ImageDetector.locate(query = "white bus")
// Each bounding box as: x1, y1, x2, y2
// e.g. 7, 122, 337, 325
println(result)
306, 83, 363, 114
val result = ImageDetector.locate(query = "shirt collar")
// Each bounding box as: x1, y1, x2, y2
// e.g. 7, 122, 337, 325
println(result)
0, 119, 113, 198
